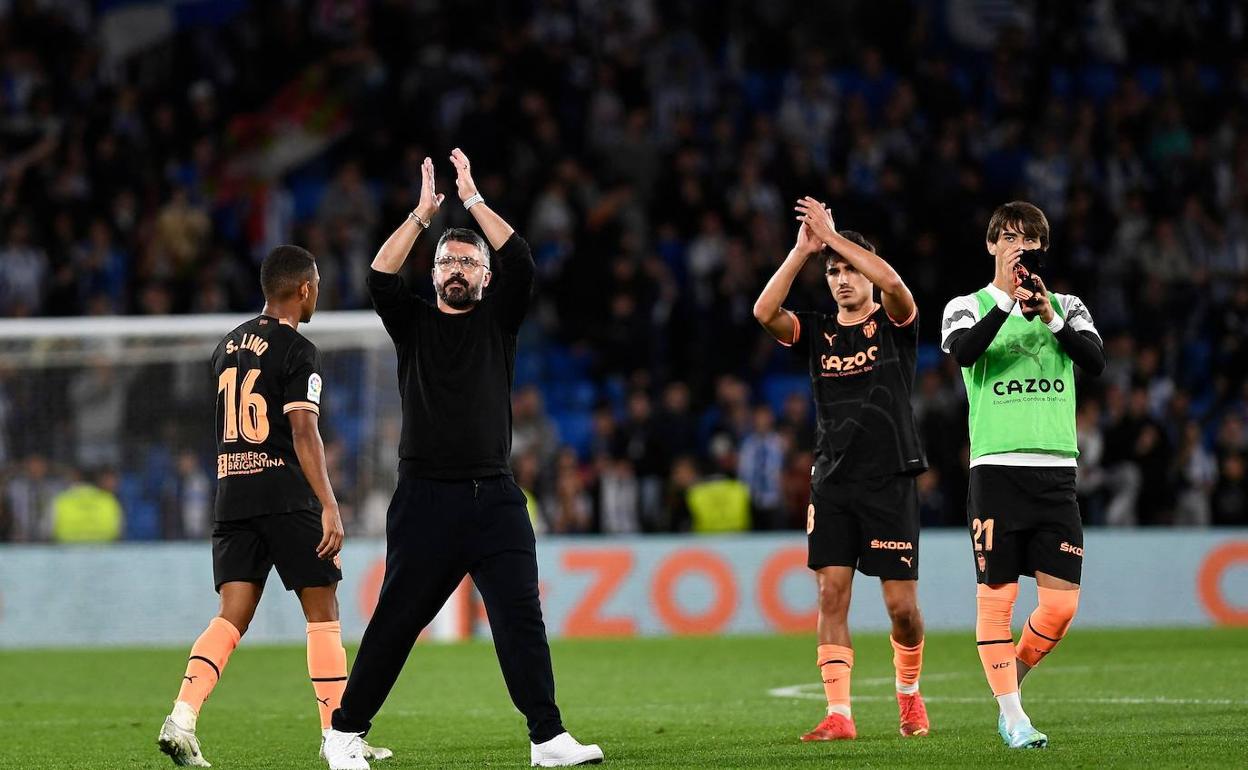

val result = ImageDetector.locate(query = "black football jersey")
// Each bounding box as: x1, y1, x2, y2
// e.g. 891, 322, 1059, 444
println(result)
211, 315, 324, 521
788, 304, 927, 486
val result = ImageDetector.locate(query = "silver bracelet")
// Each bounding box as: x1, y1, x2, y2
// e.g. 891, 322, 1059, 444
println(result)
463, 193, 484, 210
407, 210, 430, 229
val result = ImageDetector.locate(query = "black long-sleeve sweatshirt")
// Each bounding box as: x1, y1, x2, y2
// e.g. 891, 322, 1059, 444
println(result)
367, 233, 535, 479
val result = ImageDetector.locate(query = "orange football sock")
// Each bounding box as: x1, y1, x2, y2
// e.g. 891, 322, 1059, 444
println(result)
1016, 587, 1080, 668
176, 617, 241, 713
975, 583, 1019, 697
891, 636, 924, 693
307, 621, 348, 730
817, 644, 854, 717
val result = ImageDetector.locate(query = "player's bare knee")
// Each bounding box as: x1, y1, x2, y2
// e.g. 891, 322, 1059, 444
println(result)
817, 584, 851, 618
217, 611, 251, 637
886, 599, 922, 634
217, 600, 258, 636
298, 584, 340, 623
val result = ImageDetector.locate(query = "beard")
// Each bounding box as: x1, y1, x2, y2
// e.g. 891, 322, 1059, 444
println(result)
437, 277, 479, 309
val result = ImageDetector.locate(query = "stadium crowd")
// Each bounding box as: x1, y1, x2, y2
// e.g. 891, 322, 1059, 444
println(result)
2, 0, 1248, 541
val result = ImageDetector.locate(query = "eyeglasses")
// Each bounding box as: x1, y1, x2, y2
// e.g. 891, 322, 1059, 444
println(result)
434, 255, 485, 270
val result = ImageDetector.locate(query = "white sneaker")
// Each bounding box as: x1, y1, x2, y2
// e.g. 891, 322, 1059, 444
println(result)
530, 732, 604, 767
322, 728, 370, 770
157, 715, 211, 767
321, 729, 393, 761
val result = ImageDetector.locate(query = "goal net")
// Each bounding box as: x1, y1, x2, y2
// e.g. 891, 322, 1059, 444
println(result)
0, 312, 399, 541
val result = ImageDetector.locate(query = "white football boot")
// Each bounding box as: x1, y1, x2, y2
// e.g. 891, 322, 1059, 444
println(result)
157, 703, 211, 767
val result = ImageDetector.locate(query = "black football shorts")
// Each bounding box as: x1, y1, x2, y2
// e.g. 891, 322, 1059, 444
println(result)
807, 473, 919, 580
212, 510, 342, 592
966, 465, 1083, 585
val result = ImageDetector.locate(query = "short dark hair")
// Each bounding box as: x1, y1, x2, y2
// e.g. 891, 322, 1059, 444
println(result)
435, 228, 490, 266
986, 201, 1050, 249
824, 229, 876, 268
260, 245, 316, 300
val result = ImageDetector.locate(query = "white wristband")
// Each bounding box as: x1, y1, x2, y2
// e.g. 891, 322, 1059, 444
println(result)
463, 193, 484, 210
1046, 315, 1065, 333
985, 283, 1016, 313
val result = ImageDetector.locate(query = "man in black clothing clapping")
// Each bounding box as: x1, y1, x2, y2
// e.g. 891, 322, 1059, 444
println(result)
322, 150, 603, 770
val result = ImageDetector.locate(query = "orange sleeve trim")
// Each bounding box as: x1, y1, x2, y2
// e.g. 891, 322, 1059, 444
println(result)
888, 305, 918, 328
776, 309, 800, 347
283, 401, 320, 415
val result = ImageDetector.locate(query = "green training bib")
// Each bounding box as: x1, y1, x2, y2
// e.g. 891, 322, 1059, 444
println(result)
960, 290, 1078, 459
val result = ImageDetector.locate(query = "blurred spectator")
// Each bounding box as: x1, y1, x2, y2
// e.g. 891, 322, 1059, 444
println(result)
779, 392, 815, 454
738, 404, 786, 530
544, 449, 593, 534
1211, 453, 1248, 526
2, 454, 67, 541
654, 382, 699, 461
162, 451, 211, 540
614, 391, 664, 529
51, 469, 123, 543
1174, 421, 1217, 526
781, 448, 817, 531
512, 449, 545, 533
662, 455, 700, 533
686, 475, 750, 533
1075, 401, 1108, 524
512, 385, 559, 467
1104, 386, 1174, 525
150, 187, 211, 285
68, 357, 129, 469
0, 218, 48, 317
598, 458, 640, 534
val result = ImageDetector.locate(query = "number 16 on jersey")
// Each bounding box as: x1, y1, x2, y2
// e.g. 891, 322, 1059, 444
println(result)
218, 366, 270, 443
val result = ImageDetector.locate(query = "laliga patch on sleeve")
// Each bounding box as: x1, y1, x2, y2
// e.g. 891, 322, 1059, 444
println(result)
307, 373, 322, 404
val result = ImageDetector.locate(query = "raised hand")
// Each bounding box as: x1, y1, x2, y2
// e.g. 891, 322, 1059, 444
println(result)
1020, 273, 1054, 323
995, 244, 1025, 296
415, 157, 445, 223
795, 197, 837, 245
795, 221, 820, 257
449, 147, 479, 202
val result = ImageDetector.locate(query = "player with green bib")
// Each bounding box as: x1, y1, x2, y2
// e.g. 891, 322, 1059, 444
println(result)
940, 201, 1104, 750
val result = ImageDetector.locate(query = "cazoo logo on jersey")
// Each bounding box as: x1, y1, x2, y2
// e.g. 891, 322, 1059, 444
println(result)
821, 345, 878, 373
992, 377, 1067, 395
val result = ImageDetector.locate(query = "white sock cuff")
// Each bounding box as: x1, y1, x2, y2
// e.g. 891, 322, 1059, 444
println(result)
996, 691, 1027, 730
172, 700, 198, 730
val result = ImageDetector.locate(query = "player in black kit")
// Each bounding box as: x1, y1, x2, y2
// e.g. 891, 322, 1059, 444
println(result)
754, 198, 930, 742
321, 150, 602, 770
158, 246, 391, 767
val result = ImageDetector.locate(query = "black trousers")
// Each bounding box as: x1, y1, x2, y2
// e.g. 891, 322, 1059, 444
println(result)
332, 474, 564, 742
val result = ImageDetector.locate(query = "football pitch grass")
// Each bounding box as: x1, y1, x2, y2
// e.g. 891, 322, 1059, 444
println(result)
2, 627, 1245, 768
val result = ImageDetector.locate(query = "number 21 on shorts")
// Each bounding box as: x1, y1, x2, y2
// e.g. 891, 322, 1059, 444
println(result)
971, 517, 995, 551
